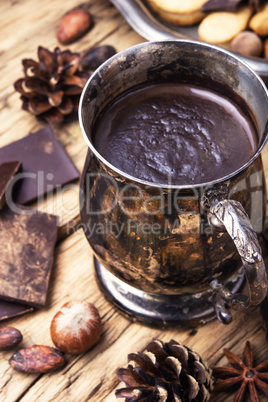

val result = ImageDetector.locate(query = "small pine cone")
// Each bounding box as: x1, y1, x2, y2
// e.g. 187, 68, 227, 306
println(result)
116, 339, 213, 401
14, 46, 90, 124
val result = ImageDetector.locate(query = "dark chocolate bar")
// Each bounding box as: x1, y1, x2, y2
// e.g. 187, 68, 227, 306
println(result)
0, 206, 58, 307
0, 300, 34, 322
0, 125, 79, 204
202, 0, 242, 12
260, 296, 268, 341
0, 161, 21, 209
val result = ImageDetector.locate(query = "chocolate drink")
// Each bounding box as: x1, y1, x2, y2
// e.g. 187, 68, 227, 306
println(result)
93, 83, 258, 185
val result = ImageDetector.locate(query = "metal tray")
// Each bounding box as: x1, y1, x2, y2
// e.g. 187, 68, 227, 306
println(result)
111, 0, 268, 82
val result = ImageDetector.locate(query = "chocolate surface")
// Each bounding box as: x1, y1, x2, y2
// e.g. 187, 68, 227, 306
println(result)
0, 300, 33, 322
0, 206, 58, 307
0, 125, 79, 204
93, 83, 257, 185
0, 161, 21, 209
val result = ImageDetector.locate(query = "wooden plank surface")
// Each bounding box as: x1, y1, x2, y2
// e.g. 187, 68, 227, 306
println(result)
0, 1, 268, 401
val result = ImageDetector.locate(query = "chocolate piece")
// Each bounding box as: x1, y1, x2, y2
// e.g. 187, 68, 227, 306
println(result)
260, 296, 268, 341
0, 300, 33, 322
0, 206, 58, 307
201, 0, 242, 12
0, 161, 21, 209
0, 125, 79, 204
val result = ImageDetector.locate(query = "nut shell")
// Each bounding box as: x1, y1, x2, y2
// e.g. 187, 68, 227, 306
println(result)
231, 31, 263, 57
9, 345, 65, 373
264, 39, 268, 59
50, 301, 102, 354
56, 9, 92, 44
0, 326, 22, 350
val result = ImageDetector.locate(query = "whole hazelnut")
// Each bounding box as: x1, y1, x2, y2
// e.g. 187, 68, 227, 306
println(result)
264, 39, 268, 59
50, 301, 102, 354
231, 31, 263, 57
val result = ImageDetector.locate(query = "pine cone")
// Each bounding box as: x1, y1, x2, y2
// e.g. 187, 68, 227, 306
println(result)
14, 46, 91, 124
116, 339, 213, 401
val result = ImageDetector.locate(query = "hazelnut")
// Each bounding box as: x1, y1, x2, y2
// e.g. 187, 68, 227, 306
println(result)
56, 9, 92, 45
0, 326, 22, 350
231, 31, 263, 57
264, 39, 268, 59
50, 301, 102, 354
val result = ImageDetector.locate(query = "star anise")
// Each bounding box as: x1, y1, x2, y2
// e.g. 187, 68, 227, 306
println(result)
212, 341, 268, 402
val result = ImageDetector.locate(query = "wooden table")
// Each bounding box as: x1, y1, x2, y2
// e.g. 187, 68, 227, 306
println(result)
1, 1, 268, 401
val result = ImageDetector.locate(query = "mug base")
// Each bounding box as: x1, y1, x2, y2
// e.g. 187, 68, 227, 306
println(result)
94, 257, 245, 328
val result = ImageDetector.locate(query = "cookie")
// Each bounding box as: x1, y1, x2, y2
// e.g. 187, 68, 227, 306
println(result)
148, 0, 207, 26
249, 4, 268, 36
148, 0, 207, 13
198, 6, 253, 44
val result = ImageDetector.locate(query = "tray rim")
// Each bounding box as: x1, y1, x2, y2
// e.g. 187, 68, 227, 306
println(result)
111, 0, 268, 81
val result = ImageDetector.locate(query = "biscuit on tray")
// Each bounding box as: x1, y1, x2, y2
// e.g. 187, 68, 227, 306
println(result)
249, 3, 268, 36
148, 0, 208, 26
198, 6, 253, 44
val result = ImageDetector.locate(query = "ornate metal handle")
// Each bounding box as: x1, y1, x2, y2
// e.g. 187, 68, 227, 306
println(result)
207, 198, 267, 324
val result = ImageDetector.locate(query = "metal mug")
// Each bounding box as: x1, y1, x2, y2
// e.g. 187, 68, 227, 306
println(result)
79, 40, 268, 327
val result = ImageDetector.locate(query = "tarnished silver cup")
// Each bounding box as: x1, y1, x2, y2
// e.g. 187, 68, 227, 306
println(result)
79, 40, 268, 327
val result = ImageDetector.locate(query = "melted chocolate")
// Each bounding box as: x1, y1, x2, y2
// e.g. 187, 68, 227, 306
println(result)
93, 83, 257, 185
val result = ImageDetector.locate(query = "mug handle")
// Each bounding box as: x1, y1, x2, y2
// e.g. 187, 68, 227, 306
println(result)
207, 198, 267, 324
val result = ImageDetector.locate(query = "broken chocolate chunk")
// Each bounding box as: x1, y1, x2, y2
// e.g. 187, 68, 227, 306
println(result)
202, 0, 243, 12
0, 161, 21, 209
0, 300, 34, 322
202, 0, 261, 12
0, 206, 58, 307
260, 296, 268, 341
0, 125, 79, 205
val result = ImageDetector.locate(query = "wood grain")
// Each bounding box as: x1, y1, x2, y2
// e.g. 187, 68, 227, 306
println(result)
0, 0, 268, 401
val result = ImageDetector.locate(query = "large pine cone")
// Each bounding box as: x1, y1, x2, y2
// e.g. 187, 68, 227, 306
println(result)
14, 46, 90, 124
116, 339, 213, 401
